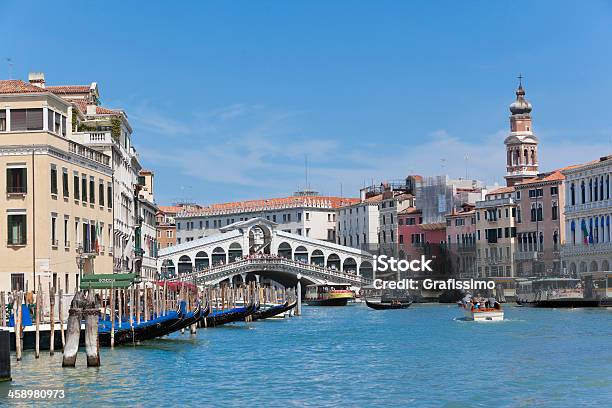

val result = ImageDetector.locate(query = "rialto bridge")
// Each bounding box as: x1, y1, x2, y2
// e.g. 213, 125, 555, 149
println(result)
156, 218, 374, 287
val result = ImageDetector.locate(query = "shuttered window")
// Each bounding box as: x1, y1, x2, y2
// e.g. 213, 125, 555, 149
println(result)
62, 116, 67, 136
47, 109, 54, 132
1, 110, 7, 131
54, 112, 61, 133
11, 108, 43, 131
26, 108, 43, 130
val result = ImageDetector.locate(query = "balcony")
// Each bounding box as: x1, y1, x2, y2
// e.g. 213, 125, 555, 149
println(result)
476, 197, 515, 209
561, 241, 612, 257
68, 141, 110, 167
565, 199, 612, 215
72, 131, 113, 145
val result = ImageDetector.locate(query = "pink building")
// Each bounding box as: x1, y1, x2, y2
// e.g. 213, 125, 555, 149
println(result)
398, 207, 446, 260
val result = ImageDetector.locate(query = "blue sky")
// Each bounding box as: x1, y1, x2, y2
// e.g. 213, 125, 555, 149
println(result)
2, 1, 612, 205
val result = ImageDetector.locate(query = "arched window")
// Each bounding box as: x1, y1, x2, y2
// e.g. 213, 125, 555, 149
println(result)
507, 150, 512, 166
570, 183, 575, 206
570, 220, 576, 245
531, 149, 535, 164
600, 176, 604, 201
553, 230, 559, 251
551, 201, 558, 220
530, 204, 536, 222
589, 179, 593, 201
607, 175, 610, 199
594, 178, 599, 201
537, 203, 543, 221
524, 149, 528, 164
581, 181, 586, 203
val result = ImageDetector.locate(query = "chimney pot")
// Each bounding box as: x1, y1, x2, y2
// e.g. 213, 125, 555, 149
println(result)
28, 72, 45, 88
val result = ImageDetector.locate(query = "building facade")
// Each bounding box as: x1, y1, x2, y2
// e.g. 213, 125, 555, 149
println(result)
47, 74, 143, 274
0, 78, 113, 293
137, 170, 158, 280
336, 193, 381, 250
176, 194, 357, 244
562, 155, 612, 275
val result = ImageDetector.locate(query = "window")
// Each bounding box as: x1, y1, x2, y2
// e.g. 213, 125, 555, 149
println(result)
81, 175, 87, 202
306, 213, 310, 221
62, 168, 69, 197
516, 191, 521, 199
51, 216, 57, 246
298, 213, 302, 222
89, 177, 95, 203
54, 112, 61, 134
99, 181, 105, 206
10, 108, 43, 131
550, 186, 558, 196
64, 218, 69, 246
73, 172, 80, 200
7, 214, 27, 245
0, 110, 6, 131
62, 116, 67, 137
50, 165, 58, 195
107, 184, 112, 208
552, 202, 558, 220
11, 273, 24, 291
6, 167, 27, 194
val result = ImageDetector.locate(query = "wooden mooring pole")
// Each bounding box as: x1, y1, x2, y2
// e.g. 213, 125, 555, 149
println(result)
62, 291, 84, 367
84, 290, 100, 367
49, 283, 56, 355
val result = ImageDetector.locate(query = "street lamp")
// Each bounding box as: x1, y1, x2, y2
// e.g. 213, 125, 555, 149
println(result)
76, 245, 85, 285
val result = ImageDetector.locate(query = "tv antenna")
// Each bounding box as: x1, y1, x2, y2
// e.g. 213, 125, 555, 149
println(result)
6, 58, 13, 79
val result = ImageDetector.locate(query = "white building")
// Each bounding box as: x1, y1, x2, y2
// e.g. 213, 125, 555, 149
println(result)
176, 193, 358, 245
336, 193, 381, 250
562, 155, 612, 275
47, 76, 143, 274
137, 170, 158, 280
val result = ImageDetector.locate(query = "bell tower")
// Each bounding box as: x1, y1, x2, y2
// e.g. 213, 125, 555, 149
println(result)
504, 76, 539, 187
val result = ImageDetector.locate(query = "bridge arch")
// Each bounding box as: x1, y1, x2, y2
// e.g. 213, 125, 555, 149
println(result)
360, 261, 373, 279
195, 251, 209, 270
327, 253, 341, 270
228, 242, 243, 262
161, 259, 176, 279
178, 255, 192, 275
311, 249, 324, 267
278, 242, 293, 259
343, 257, 357, 274
212, 247, 227, 265
294, 245, 308, 263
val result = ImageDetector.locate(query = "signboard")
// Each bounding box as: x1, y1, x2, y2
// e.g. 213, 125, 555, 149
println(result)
80, 273, 136, 289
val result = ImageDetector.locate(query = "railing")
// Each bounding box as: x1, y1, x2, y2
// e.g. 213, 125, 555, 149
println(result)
565, 199, 612, 214
7, 186, 27, 194
562, 241, 612, 256
68, 141, 111, 166
170, 256, 372, 286
476, 197, 515, 208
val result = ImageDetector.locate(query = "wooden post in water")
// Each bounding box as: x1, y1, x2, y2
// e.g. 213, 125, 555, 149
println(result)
296, 280, 302, 316
49, 282, 55, 355
62, 291, 84, 367
35, 283, 41, 358
14, 292, 22, 361
136, 285, 141, 325
110, 285, 115, 348
129, 287, 134, 328
58, 289, 65, 349
118, 288, 123, 330
0, 292, 5, 327
84, 290, 100, 367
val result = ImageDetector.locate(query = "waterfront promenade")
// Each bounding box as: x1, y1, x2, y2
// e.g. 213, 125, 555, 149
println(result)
1, 304, 610, 407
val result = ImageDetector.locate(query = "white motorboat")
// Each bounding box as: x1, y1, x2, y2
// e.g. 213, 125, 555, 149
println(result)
461, 304, 504, 321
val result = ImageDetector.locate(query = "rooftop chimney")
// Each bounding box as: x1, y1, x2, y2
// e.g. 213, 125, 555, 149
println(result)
28, 72, 45, 88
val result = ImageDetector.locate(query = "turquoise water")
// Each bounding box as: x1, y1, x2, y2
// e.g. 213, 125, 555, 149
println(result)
1, 304, 612, 407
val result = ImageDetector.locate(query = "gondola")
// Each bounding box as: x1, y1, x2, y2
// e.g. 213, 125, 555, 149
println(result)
249, 301, 296, 321
201, 302, 258, 327
365, 299, 413, 310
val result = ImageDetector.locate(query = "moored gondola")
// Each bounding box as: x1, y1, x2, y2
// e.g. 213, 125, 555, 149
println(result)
249, 301, 297, 321
365, 299, 413, 310
202, 302, 258, 327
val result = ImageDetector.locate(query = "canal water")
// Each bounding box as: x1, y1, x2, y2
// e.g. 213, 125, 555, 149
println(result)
1, 304, 611, 407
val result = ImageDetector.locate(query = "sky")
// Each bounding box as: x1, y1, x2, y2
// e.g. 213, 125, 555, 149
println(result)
2, 1, 612, 205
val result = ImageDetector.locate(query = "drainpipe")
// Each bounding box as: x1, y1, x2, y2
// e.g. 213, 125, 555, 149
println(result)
32, 150, 36, 289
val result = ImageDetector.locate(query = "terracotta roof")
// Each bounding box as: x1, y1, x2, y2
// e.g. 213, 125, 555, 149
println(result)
183, 196, 359, 216
487, 186, 515, 195
364, 193, 383, 203
0, 80, 47, 94
70, 100, 121, 116
46, 85, 90, 94
420, 222, 446, 231
158, 205, 184, 214
517, 170, 565, 186
399, 207, 421, 215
